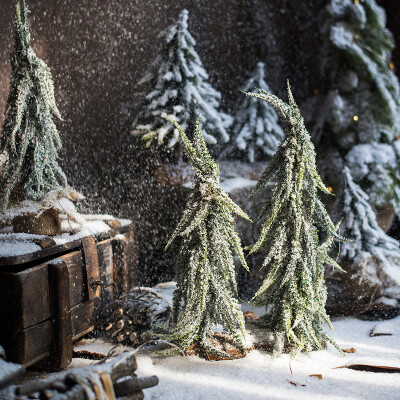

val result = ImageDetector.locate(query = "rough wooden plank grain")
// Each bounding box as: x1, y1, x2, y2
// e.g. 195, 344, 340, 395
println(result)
97, 239, 114, 286
71, 301, 94, 340
0, 263, 50, 331
47, 260, 73, 370
82, 236, 101, 301
124, 229, 139, 290
113, 238, 129, 298
16, 320, 51, 366
112, 229, 138, 297
59, 251, 87, 307
32, 236, 57, 249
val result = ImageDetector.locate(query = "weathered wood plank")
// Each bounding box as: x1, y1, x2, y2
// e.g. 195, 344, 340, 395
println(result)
96, 240, 116, 323
112, 229, 138, 297
71, 301, 94, 340
0, 263, 50, 330
113, 239, 129, 298
59, 251, 87, 307
47, 260, 73, 370
82, 236, 101, 301
16, 320, 51, 366
97, 239, 114, 286
125, 229, 139, 290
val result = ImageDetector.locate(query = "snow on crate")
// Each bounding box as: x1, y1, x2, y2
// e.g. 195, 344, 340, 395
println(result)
0, 233, 43, 257
0, 210, 131, 256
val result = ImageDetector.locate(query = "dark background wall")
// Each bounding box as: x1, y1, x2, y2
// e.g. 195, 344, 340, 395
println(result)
0, 0, 399, 283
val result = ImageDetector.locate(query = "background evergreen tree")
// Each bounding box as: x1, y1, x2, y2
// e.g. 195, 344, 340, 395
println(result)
232, 62, 284, 163
163, 118, 251, 357
0, 0, 69, 211
246, 82, 343, 355
338, 167, 400, 304
307, 0, 400, 212
131, 9, 232, 150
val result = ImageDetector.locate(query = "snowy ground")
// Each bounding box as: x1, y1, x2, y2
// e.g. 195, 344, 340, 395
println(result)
6, 282, 399, 399
64, 309, 400, 400
135, 314, 400, 400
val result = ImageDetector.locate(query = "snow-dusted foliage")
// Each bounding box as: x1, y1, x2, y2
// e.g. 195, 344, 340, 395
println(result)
314, 0, 400, 146
0, 0, 70, 211
307, 0, 400, 211
346, 142, 400, 210
162, 118, 251, 357
246, 82, 343, 355
232, 62, 284, 163
340, 167, 400, 300
131, 9, 232, 149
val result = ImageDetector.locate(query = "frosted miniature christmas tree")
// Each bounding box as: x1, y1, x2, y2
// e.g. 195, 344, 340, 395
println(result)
232, 62, 284, 163
163, 118, 251, 357
131, 9, 232, 149
339, 167, 400, 303
246, 82, 343, 355
309, 0, 400, 210
0, 0, 69, 211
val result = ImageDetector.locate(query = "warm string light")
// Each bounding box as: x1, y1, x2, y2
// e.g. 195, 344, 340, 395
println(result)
354, 34, 360, 41
389, 62, 395, 71
314, 88, 320, 95
354, 0, 359, 3
353, 115, 359, 122
328, 186, 333, 193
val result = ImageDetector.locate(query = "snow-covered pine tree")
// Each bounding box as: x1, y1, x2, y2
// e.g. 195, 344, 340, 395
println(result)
308, 0, 400, 211
246, 82, 343, 355
0, 0, 69, 211
232, 62, 284, 163
131, 9, 232, 149
338, 167, 400, 305
163, 118, 251, 357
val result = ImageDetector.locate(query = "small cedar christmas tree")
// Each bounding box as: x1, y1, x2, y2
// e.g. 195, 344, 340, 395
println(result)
0, 0, 69, 211
339, 167, 400, 303
309, 0, 400, 209
164, 118, 251, 357
232, 62, 284, 163
246, 82, 343, 355
131, 9, 232, 149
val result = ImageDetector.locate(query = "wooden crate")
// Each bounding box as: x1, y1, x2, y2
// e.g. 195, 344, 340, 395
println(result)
0, 222, 138, 370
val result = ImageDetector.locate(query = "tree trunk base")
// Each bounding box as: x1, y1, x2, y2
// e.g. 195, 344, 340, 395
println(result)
13, 208, 61, 236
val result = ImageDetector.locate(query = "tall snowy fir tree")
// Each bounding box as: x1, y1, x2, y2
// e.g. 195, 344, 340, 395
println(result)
0, 0, 69, 211
131, 9, 232, 150
307, 0, 400, 212
163, 118, 251, 357
232, 62, 284, 163
246, 82, 343, 355
334, 167, 400, 308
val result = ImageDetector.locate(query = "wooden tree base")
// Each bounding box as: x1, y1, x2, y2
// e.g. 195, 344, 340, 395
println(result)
186, 333, 248, 361
13, 208, 61, 236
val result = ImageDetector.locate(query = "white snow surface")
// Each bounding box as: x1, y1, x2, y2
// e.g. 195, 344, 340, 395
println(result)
16, 282, 399, 400
182, 177, 258, 193
0, 213, 132, 257
0, 233, 43, 257
54, 220, 112, 245
65, 308, 400, 400
135, 315, 400, 400
220, 177, 257, 193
